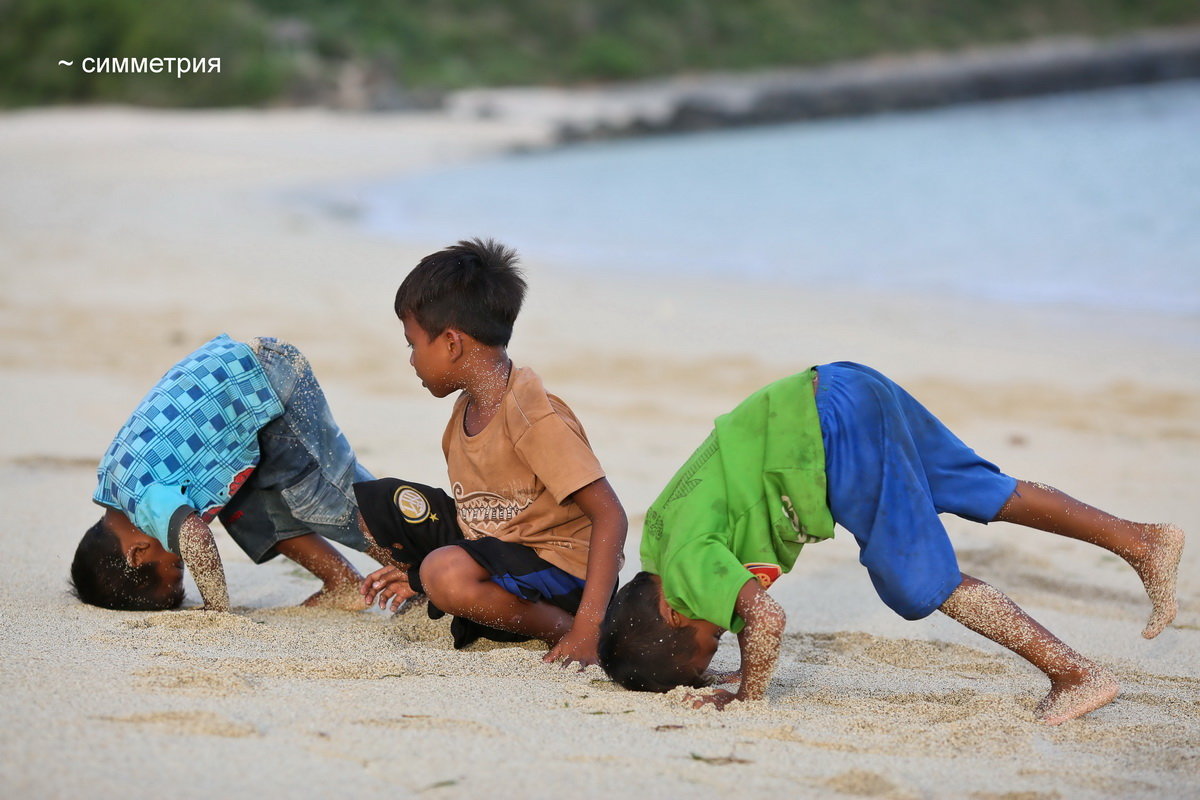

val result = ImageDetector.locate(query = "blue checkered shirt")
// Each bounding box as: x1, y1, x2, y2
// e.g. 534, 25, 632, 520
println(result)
93, 335, 284, 550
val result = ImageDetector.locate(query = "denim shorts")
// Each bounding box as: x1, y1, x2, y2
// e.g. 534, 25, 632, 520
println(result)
815, 362, 1017, 620
216, 337, 372, 563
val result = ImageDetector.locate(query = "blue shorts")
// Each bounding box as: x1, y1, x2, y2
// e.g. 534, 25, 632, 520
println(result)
217, 338, 372, 563
815, 362, 1017, 620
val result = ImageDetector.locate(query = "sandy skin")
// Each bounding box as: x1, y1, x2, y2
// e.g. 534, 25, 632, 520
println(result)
1035, 660, 1120, 726
941, 514, 1183, 727
1033, 522, 1184, 725
1134, 523, 1186, 639
938, 576, 1120, 726
963, 483, 1187, 723
301, 584, 370, 611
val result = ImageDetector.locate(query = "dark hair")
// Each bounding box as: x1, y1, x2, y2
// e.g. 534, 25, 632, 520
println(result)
69, 517, 183, 611
394, 237, 526, 347
598, 571, 711, 693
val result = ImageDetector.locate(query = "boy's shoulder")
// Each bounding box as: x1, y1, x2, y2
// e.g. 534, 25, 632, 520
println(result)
504, 366, 586, 435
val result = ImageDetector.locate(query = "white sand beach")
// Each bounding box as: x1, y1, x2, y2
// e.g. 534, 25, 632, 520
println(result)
0, 106, 1196, 799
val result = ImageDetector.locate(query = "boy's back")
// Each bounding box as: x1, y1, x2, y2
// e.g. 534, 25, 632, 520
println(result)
442, 365, 604, 580
642, 369, 833, 631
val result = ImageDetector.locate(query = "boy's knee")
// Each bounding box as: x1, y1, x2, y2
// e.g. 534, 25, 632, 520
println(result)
419, 545, 481, 608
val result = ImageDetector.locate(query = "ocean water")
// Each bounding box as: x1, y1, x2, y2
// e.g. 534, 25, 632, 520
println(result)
359, 80, 1200, 315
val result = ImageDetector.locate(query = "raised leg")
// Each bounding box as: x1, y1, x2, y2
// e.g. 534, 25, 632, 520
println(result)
420, 545, 573, 644
995, 480, 1185, 638
940, 574, 1118, 725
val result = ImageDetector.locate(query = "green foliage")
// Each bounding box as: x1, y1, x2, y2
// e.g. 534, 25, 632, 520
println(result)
0, 0, 287, 106
2, 0, 1198, 107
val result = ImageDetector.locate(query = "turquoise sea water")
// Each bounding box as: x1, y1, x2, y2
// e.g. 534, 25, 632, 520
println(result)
360, 81, 1200, 315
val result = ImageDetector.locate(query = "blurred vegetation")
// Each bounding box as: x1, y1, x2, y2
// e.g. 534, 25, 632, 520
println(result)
2, 0, 1198, 107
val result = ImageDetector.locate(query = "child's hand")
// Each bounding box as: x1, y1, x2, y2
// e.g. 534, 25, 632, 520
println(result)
361, 565, 416, 612
542, 624, 600, 670
684, 688, 738, 711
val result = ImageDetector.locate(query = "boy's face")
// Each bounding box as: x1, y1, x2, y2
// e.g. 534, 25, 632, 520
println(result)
402, 315, 457, 398
134, 537, 186, 604
679, 618, 722, 676
109, 510, 186, 604
657, 583, 724, 675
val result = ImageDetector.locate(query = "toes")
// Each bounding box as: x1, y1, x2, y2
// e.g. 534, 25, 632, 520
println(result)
1142, 603, 1177, 639
1137, 524, 1184, 639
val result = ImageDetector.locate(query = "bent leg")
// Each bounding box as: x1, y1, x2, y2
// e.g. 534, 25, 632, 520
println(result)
275, 533, 366, 610
995, 480, 1185, 638
420, 545, 573, 644
940, 574, 1118, 725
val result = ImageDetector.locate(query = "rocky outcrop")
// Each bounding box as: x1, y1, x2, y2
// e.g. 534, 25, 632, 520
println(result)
446, 28, 1200, 143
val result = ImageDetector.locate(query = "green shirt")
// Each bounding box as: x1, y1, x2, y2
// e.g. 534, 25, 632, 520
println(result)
641, 369, 834, 632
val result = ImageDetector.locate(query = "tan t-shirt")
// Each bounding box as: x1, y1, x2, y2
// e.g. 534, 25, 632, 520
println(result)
441, 366, 606, 579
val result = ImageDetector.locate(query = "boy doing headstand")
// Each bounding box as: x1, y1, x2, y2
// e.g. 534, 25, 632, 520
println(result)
359, 239, 627, 667
73, 335, 386, 612
599, 362, 1184, 724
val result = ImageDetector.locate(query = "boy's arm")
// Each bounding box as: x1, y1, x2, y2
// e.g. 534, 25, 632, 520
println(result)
543, 477, 628, 669
691, 579, 785, 710
178, 513, 230, 612
356, 512, 419, 610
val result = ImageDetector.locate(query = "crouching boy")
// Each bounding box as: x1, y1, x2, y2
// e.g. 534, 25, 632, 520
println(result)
598, 362, 1184, 724
358, 238, 628, 667
72, 335, 382, 612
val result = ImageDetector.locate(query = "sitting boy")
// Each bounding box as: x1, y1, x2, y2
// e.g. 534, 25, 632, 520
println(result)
72, 335, 387, 612
598, 362, 1185, 724
359, 238, 627, 667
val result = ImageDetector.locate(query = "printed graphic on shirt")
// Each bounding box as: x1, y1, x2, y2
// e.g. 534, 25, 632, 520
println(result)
200, 466, 257, 522
394, 485, 432, 524
643, 508, 664, 542
781, 494, 825, 544
744, 562, 782, 589
663, 435, 718, 508
452, 482, 534, 537
229, 466, 255, 497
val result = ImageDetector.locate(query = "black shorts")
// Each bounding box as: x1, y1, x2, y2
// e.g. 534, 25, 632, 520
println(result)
354, 478, 585, 649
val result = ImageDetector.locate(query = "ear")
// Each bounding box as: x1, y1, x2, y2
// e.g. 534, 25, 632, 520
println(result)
444, 329, 466, 363
125, 540, 153, 567
656, 590, 686, 628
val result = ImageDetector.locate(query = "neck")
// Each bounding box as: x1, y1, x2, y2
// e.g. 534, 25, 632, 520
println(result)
105, 507, 151, 549
461, 351, 512, 430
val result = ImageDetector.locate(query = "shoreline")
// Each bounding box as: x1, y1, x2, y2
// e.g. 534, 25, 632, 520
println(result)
445, 27, 1200, 142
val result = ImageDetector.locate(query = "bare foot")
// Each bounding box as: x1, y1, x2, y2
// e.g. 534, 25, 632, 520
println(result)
302, 584, 369, 611
1035, 663, 1119, 725
1129, 524, 1185, 639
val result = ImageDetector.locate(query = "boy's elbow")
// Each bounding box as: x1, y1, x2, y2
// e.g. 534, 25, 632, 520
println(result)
767, 609, 787, 638
750, 595, 787, 635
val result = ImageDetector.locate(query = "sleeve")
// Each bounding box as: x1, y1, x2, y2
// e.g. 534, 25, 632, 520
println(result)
130, 483, 194, 554
513, 410, 606, 505
659, 534, 755, 633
